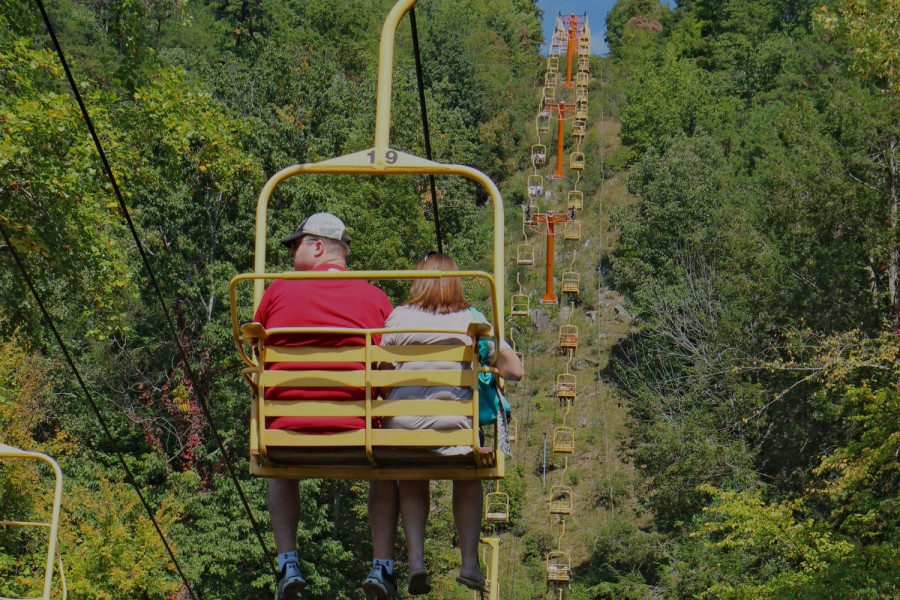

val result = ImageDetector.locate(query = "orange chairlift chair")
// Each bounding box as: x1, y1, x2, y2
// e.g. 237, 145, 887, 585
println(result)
0, 444, 68, 600
230, 0, 510, 481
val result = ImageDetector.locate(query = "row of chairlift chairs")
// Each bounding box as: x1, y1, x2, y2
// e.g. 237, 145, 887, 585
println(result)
488, 20, 591, 584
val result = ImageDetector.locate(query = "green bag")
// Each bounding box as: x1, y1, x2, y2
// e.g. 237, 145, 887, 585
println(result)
468, 308, 511, 426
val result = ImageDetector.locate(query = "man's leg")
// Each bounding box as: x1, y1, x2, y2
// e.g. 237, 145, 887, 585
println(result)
269, 477, 301, 553
363, 480, 400, 598
269, 478, 305, 600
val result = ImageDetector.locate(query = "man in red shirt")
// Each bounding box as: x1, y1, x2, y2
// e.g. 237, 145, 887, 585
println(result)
253, 213, 395, 600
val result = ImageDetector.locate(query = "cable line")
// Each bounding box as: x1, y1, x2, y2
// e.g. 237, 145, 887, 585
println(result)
409, 7, 443, 253
0, 220, 201, 600
31, 0, 275, 575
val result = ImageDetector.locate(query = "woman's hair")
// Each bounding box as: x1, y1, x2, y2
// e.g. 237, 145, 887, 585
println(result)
405, 252, 468, 314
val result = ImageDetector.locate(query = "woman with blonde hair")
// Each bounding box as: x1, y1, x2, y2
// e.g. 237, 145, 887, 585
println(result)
375, 252, 522, 596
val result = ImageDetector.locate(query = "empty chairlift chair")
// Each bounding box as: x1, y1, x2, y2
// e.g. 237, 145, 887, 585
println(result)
549, 485, 573, 515
516, 243, 534, 266
485, 484, 510, 523
510, 273, 530, 317
532, 144, 547, 167
562, 271, 579, 295
575, 71, 590, 87
570, 152, 585, 171
578, 56, 590, 72
508, 416, 518, 443
547, 55, 559, 73
564, 220, 582, 241
552, 426, 575, 454
543, 85, 555, 102
544, 71, 558, 87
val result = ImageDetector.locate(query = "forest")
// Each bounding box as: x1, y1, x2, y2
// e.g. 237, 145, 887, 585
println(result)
1, 0, 897, 598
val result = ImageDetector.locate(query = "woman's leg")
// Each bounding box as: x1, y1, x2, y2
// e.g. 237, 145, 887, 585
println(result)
453, 479, 485, 581
398, 480, 430, 572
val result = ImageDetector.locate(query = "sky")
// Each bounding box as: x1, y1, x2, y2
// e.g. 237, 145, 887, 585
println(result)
537, 0, 675, 55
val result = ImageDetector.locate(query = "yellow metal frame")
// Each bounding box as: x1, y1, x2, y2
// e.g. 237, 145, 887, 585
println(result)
576, 86, 588, 102
230, 0, 507, 480
0, 444, 67, 600
531, 144, 547, 166
578, 56, 590, 72
508, 416, 518, 443
575, 71, 589, 86
544, 71, 558, 87
510, 273, 529, 317
558, 325, 578, 350
477, 537, 501, 600
556, 372, 577, 399
537, 111, 551, 134
543, 85, 556, 102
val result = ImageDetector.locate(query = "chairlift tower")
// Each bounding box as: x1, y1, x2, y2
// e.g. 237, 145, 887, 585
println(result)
524, 209, 576, 304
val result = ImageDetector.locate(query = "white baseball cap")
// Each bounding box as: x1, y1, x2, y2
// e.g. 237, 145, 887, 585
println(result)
280, 212, 350, 247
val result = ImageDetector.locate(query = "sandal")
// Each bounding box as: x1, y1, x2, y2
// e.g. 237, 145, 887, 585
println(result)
408, 569, 431, 596
456, 574, 488, 593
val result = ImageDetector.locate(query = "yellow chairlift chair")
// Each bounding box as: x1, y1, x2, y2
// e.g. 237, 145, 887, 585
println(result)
537, 110, 551, 134
562, 271, 580, 296
559, 307, 579, 350
546, 550, 572, 585
563, 219, 582, 241
544, 71, 558, 87
0, 444, 68, 600
550, 485, 573, 515
516, 242, 534, 266
566, 190, 583, 211
578, 56, 590, 72
556, 371, 577, 400
575, 71, 589, 87
230, 0, 510, 481
547, 55, 559, 73
576, 86, 588, 103
570, 152, 585, 170
527, 174, 544, 199
552, 425, 575, 454
531, 144, 547, 167
575, 101, 588, 120
508, 416, 518, 443
510, 273, 530, 317
543, 85, 555, 102
572, 120, 586, 138
485, 483, 510, 523
578, 40, 590, 56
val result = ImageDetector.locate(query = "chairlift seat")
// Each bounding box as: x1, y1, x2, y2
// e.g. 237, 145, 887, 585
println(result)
552, 426, 575, 454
